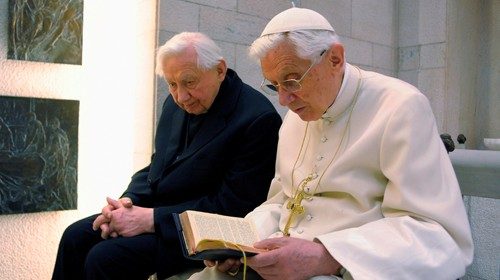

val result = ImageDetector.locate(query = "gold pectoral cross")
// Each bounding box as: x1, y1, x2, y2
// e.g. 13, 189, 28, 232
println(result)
283, 175, 313, 236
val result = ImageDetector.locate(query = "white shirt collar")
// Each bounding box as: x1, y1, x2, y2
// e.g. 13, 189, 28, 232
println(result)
321, 63, 361, 123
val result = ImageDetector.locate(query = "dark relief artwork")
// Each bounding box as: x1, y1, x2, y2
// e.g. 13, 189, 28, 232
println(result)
7, 0, 84, 65
0, 96, 79, 214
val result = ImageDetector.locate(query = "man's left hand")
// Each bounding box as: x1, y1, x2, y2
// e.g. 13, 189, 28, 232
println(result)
106, 197, 155, 237
92, 197, 134, 239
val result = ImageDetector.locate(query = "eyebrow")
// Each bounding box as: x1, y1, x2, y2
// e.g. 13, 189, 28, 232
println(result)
273, 66, 304, 82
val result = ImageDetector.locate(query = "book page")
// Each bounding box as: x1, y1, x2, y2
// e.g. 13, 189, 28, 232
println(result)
186, 211, 259, 247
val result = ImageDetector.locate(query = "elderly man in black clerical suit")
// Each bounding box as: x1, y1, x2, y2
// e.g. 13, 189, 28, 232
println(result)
52, 32, 282, 280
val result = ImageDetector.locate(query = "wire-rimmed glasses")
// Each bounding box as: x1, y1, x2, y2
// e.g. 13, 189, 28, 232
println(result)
260, 50, 326, 96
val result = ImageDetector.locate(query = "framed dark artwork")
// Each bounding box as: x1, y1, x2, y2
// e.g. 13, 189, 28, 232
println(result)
0, 95, 79, 214
7, 0, 84, 65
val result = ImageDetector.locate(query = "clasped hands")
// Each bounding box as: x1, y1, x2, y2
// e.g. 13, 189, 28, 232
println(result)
204, 237, 342, 280
92, 197, 154, 239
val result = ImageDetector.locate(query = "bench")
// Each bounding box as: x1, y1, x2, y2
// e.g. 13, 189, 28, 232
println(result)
449, 149, 500, 199
449, 149, 499, 280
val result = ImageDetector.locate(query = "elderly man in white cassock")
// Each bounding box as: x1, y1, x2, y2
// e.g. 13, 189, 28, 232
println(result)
185, 7, 473, 280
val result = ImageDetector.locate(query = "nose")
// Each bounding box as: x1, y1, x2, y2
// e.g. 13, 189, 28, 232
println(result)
176, 86, 191, 103
278, 90, 296, 107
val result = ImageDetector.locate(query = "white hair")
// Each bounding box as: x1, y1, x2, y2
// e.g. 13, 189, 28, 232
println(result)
155, 32, 223, 76
249, 30, 340, 63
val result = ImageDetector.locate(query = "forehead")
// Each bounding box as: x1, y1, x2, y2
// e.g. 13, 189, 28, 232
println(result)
261, 42, 309, 79
162, 49, 201, 80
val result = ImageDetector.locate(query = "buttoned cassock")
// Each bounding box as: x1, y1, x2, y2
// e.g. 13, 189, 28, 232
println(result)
247, 63, 474, 279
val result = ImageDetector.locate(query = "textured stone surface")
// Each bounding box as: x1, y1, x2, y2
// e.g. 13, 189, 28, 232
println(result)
420, 43, 445, 69
159, 0, 199, 32
302, 0, 353, 37
237, 0, 290, 19
341, 36, 373, 67
418, 68, 446, 131
418, 0, 446, 44
398, 0, 419, 47
373, 44, 396, 71
352, 0, 396, 46
398, 46, 420, 71
463, 196, 499, 279
199, 6, 267, 45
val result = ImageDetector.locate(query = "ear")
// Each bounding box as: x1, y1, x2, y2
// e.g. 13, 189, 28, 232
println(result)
327, 43, 345, 72
215, 59, 227, 81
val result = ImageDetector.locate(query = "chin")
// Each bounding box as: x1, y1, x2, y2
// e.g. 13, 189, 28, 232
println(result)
300, 116, 319, 121
296, 112, 320, 122
186, 107, 207, 115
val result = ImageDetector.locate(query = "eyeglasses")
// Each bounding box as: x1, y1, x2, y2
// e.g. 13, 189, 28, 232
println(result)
260, 50, 326, 96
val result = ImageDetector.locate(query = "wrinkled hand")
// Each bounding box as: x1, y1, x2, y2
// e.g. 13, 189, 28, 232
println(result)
246, 237, 341, 280
92, 197, 133, 239
107, 197, 154, 237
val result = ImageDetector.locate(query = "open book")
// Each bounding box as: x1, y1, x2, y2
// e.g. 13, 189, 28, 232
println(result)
173, 210, 266, 260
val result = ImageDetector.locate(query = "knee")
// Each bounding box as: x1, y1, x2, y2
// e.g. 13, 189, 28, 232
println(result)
61, 220, 85, 240
84, 241, 112, 271
84, 240, 153, 279
84, 240, 132, 279
58, 224, 82, 250
59, 215, 99, 248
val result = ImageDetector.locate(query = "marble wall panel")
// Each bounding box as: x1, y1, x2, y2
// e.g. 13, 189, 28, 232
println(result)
7, 0, 83, 65
0, 95, 79, 214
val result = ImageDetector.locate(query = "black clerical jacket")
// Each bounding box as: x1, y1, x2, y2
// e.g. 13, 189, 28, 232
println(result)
122, 68, 282, 245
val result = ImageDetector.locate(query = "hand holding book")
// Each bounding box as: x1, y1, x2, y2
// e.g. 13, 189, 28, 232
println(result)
173, 210, 267, 261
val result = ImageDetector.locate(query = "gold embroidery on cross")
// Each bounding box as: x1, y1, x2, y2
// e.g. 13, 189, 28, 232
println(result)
283, 174, 313, 236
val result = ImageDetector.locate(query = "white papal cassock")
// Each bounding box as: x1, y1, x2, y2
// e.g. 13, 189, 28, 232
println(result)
186, 63, 473, 280
246, 63, 473, 279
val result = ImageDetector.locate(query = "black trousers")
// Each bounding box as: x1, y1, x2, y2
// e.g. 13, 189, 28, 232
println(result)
51, 214, 200, 280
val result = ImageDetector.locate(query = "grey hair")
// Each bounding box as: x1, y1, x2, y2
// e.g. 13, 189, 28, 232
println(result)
155, 32, 224, 76
249, 30, 340, 63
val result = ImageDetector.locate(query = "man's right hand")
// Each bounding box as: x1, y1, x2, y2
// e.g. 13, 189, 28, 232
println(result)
92, 197, 133, 239
204, 258, 241, 276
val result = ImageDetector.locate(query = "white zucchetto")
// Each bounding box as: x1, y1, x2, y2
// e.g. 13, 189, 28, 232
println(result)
260, 7, 335, 37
